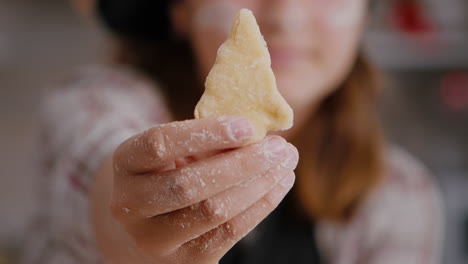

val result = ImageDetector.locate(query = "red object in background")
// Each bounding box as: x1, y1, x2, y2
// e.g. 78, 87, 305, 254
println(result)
391, 0, 435, 34
440, 72, 468, 111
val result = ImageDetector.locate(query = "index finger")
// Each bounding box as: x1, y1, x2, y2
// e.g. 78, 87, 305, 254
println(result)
114, 116, 255, 173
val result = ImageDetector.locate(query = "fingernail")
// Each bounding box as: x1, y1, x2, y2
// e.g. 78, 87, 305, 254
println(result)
282, 145, 299, 169
279, 173, 295, 188
264, 137, 285, 161
228, 117, 254, 141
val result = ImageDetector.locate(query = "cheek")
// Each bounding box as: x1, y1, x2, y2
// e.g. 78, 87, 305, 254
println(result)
276, 30, 362, 110
321, 1, 366, 30
294, 6, 364, 101
192, 1, 239, 34
317, 7, 365, 88
320, 30, 361, 88
190, 1, 243, 77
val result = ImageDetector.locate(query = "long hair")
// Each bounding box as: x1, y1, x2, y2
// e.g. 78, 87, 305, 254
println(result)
293, 55, 384, 221
97, 0, 384, 222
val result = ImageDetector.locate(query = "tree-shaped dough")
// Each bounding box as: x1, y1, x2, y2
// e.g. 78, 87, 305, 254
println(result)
194, 9, 293, 142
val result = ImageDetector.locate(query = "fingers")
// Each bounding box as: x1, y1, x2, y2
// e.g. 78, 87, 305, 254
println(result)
138, 148, 298, 248
114, 116, 255, 173
180, 171, 296, 263
112, 136, 298, 220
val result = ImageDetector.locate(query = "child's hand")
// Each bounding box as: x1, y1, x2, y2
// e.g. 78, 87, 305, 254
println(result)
110, 116, 298, 263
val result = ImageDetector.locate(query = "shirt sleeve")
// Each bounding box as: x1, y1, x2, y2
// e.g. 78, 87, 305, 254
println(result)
21, 65, 171, 264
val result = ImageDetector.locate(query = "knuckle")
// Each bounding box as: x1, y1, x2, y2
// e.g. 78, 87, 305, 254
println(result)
168, 176, 196, 202
112, 144, 127, 169
199, 199, 229, 222
220, 222, 239, 241
112, 158, 124, 175
143, 127, 168, 161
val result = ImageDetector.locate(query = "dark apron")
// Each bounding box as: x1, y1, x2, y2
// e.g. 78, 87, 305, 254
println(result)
220, 193, 322, 264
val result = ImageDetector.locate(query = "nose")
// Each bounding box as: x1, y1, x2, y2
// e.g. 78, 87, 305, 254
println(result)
260, 0, 309, 34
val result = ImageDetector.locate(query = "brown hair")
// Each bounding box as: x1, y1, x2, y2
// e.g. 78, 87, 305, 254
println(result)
293, 54, 384, 221
113, 28, 384, 222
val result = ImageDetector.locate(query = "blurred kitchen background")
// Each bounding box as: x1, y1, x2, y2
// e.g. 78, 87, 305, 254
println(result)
0, 0, 467, 263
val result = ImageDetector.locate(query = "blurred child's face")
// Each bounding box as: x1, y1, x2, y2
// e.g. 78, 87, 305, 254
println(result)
173, 0, 368, 112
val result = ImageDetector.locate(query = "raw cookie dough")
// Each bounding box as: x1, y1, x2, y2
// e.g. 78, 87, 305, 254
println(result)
194, 8, 293, 142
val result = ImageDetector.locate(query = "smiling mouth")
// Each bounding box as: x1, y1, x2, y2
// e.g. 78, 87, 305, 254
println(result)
269, 47, 303, 70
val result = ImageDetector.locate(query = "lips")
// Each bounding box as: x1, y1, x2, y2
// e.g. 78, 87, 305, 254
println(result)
268, 46, 304, 70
